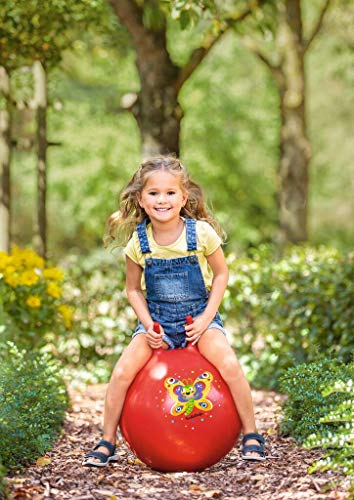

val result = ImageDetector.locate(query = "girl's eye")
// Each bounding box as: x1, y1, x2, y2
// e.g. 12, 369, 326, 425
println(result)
167, 191, 175, 195
148, 191, 157, 196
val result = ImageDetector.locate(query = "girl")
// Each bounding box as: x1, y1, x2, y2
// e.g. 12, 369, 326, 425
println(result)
83, 157, 265, 467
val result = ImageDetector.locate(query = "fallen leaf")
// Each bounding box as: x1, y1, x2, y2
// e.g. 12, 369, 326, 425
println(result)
267, 428, 277, 435
205, 490, 222, 498
127, 457, 146, 466
35, 457, 51, 467
189, 484, 204, 491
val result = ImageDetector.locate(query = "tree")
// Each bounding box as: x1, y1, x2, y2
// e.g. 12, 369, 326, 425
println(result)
108, 0, 268, 156
0, 67, 12, 252
0, 0, 107, 255
234, 0, 332, 243
170, 0, 335, 244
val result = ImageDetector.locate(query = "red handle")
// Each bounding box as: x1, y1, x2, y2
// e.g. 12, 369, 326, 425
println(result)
186, 315, 193, 325
153, 321, 161, 333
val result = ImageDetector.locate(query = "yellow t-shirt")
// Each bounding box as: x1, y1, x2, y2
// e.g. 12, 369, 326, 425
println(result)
124, 220, 222, 291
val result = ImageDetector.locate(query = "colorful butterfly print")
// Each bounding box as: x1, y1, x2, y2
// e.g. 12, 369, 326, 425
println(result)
164, 372, 214, 416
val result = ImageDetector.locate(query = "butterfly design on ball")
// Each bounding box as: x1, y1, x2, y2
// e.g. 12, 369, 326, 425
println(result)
164, 372, 214, 416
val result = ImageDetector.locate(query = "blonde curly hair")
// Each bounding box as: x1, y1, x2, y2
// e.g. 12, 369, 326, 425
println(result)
104, 156, 225, 247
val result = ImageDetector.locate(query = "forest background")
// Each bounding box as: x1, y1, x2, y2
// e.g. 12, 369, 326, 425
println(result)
2, 0, 354, 257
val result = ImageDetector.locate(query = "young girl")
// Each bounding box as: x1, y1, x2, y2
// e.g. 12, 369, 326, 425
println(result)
83, 156, 265, 467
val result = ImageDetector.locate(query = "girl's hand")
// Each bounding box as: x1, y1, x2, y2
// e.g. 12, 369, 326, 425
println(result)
184, 315, 210, 345
146, 323, 164, 349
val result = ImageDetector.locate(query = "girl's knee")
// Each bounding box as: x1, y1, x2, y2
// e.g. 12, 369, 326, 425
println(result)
218, 355, 244, 383
110, 338, 152, 386
110, 363, 134, 387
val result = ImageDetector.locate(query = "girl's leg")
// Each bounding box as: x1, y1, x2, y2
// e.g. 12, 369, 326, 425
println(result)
90, 334, 153, 462
197, 329, 261, 458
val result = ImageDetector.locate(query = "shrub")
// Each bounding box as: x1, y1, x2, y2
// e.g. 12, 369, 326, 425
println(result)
222, 245, 354, 388
56, 249, 135, 382
0, 247, 73, 349
304, 378, 354, 478
0, 462, 8, 500
279, 358, 353, 442
0, 342, 68, 468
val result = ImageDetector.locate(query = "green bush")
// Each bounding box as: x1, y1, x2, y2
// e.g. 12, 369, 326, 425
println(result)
222, 245, 354, 388
279, 358, 353, 442
0, 342, 68, 469
48, 244, 353, 388
0, 462, 8, 500
304, 378, 354, 478
56, 249, 135, 382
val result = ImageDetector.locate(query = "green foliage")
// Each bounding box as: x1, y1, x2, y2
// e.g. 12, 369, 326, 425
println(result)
304, 378, 354, 478
0, 462, 8, 500
0, 0, 113, 69
222, 245, 354, 388
56, 249, 135, 382
279, 359, 353, 442
0, 342, 68, 469
54, 244, 353, 390
9, 2, 354, 254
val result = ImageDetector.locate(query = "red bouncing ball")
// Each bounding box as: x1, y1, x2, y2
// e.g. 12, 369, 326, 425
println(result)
119, 343, 241, 472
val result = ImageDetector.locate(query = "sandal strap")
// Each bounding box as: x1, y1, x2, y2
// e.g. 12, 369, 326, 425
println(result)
242, 432, 265, 446
84, 451, 110, 463
93, 439, 116, 455
242, 444, 265, 456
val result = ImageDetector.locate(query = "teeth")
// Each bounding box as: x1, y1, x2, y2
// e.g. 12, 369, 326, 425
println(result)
155, 208, 169, 212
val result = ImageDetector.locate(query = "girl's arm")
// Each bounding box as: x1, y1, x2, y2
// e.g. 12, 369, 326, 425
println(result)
125, 256, 163, 348
185, 246, 228, 342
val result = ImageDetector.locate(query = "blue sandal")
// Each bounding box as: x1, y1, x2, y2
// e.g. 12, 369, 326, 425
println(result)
82, 439, 119, 467
241, 432, 266, 461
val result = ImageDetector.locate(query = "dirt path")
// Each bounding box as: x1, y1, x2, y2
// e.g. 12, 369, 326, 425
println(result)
6, 385, 350, 499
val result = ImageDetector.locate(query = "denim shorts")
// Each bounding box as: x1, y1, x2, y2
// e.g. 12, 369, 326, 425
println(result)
132, 316, 227, 350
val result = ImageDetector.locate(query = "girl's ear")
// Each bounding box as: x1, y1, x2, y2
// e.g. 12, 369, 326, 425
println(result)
182, 191, 188, 206
136, 192, 143, 207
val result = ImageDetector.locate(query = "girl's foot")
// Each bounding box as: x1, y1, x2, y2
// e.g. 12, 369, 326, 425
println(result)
82, 439, 119, 467
241, 432, 266, 461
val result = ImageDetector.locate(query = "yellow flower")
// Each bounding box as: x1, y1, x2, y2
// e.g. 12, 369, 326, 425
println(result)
26, 295, 41, 308
57, 304, 73, 328
18, 270, 40, 286
4, 272, 19, 288
46, 281, 62, 299
11, 246, 45, 270
3, 265, 19, 287
43, 267, 64, 281
0, 251, 12, 272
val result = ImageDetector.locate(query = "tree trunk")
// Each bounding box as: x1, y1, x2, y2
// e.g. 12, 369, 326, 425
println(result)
33, 61, 48, 259
109, 0, 182, 156
0, 66, 12, 253
276, 0, 311, 244
136, 44, 182, 157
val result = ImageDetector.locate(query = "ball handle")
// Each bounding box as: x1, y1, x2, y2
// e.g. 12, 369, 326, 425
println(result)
185, 315, 198, 351
185, 315, 193, 325
153, 321, 161, 333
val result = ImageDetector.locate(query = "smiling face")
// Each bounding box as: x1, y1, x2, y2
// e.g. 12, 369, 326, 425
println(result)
137, 170, 188, 225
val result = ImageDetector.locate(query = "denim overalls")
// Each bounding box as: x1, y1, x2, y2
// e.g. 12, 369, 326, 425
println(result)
132, 217, 226, 349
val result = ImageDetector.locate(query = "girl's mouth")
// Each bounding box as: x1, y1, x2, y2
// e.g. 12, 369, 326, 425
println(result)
155, 208, 170, 212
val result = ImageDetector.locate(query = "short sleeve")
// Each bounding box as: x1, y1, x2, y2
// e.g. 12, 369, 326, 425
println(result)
197, 221, 222, 256
123, 231, 142, 265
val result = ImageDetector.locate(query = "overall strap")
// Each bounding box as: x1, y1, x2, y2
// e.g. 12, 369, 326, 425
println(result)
136, 219, 151, 254
185, 218, 197, 251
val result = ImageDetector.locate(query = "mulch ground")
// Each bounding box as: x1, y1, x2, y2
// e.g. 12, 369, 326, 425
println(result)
5, 385, 351, 500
